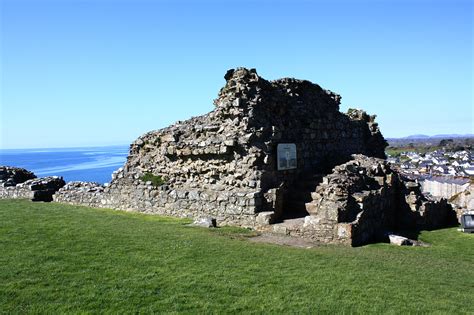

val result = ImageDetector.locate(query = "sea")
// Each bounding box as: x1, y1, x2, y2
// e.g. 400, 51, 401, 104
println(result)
0, 145, 129, 184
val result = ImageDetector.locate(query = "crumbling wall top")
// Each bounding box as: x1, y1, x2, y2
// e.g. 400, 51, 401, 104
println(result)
0, 166, 36, 187
214, 67, 341, 113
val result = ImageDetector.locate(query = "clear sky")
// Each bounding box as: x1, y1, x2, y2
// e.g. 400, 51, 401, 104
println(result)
1, 0, 472, 149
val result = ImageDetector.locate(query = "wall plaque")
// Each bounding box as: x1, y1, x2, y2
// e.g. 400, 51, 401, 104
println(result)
277, 143, 297, 170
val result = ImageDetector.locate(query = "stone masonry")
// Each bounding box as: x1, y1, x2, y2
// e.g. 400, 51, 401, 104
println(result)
39, 68, 453, 245
0, 166, 65, 202
265, 155, 456, 246
54, 68, 387, 226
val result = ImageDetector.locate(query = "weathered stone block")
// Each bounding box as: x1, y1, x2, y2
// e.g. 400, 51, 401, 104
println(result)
256, 211, 275, 225
191, 217, 217, 228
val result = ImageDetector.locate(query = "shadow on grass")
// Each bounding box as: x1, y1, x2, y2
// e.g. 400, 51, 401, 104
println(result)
390, 222, 461, 242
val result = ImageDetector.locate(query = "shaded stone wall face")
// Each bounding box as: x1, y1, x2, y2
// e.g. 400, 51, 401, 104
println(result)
54, 68, 387, 227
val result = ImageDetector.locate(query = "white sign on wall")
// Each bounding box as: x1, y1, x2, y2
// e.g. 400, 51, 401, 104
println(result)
277, 143, 297, 170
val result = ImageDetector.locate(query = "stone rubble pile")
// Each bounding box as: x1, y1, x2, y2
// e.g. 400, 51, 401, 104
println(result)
0, 166, 36, 187
0, 167, 65, 202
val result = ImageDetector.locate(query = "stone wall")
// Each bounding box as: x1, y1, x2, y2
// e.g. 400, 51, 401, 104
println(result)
54, 68, 387, 228
256, 155, 455, 246
0, 167, 65, 202
396, 176, 457, 231
302, 155, 398, 245
55, 179, 260, 226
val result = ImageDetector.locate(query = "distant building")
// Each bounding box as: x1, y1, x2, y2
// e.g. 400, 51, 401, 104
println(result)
465, 167, 474, 176
422, 176, 470, 199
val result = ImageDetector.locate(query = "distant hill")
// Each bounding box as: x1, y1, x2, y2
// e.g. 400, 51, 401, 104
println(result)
430, 134, 474, 139
388, 134, 473, 140
402, 134, 430, 139
387, 134, 474, 148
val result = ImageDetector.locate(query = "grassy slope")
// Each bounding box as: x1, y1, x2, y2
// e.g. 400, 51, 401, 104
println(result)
0, 199, 473, 314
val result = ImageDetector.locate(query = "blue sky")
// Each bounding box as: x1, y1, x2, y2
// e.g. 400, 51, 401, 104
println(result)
1, 0, 472, 149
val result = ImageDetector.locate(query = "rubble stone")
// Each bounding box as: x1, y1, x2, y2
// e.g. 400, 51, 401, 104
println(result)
53, 68, 388, 232
388, 234, 429, 247
190, 217, 217, 228
0, 169, 65, 202
299, 155, 456, 246
0, 166, 36, 187
24, 68, 456, 246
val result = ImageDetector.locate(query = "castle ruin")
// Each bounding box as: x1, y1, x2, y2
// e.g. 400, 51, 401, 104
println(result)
2, 68, 456, 246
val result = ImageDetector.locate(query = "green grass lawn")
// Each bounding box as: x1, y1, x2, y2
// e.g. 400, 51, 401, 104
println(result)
1, 199, 473, 314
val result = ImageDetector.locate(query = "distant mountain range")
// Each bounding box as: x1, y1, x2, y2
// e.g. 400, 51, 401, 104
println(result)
387, 134, 474, 148
388, 134, 473, 140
